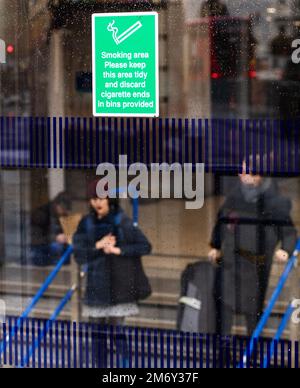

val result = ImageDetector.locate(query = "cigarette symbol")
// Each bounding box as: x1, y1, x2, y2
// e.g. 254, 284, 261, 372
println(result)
108, 20, 143, 45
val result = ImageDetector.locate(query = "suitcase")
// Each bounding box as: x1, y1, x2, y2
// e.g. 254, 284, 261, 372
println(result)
177, 261, 216, 334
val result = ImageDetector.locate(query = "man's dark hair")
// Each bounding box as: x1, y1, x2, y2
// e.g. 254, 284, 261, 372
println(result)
200, 0, 229, 18
53, 192, 71, 211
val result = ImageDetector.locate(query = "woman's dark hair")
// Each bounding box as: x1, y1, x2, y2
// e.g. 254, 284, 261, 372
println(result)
107, 198, 120, 213
87, 180, 120, 213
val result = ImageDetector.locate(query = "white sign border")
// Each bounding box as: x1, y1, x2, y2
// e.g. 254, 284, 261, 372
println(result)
92, 12, 159, 118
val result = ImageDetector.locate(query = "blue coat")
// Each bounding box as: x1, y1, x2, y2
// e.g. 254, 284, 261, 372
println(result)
73, 209, 152, 307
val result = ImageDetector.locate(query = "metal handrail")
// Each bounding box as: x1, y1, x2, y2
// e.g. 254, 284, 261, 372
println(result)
19, 266, 88, 367
19, 287, 76, 368
263, 303, 295, 368
240, 239, 300, 368
0, 245, 73, 356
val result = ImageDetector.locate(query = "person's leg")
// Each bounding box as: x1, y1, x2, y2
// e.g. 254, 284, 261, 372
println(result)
89, 317, 108, 368
108, 317, 129, 368
215, 267, 223, 336
221, 304, 234, 337
219, 304, 234, 368
257, 261, 272, 319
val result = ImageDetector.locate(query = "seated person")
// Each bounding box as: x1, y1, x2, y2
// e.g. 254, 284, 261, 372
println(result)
30, 192, 71, 266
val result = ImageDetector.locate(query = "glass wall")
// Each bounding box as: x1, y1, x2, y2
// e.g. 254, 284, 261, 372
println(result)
0, 0, 299, 368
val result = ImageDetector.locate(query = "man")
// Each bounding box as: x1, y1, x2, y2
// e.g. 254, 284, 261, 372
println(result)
30, 192, 71, 266
209, 161, 297, 337
200, 0, 229, 17
270, 25, 293, 68
271, 26, 293, 56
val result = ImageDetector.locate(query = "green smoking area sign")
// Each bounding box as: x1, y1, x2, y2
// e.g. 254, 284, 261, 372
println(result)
92, 12, 159, 117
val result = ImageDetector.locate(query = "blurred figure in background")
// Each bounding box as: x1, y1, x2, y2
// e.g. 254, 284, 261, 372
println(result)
73, 181, 152, 368
270, 25, 293, 69
200, 0, 229, 17
30, 192, 71, 266
209, 159, 297, 338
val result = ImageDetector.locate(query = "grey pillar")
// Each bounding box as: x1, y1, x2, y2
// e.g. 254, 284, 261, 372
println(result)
47, 29, 65, 199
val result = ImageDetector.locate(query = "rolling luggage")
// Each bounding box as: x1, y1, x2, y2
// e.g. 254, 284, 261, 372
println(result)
177, 261, 216, 334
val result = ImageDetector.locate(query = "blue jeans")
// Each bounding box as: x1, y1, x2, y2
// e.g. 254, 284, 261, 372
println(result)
30, 242, 70, 267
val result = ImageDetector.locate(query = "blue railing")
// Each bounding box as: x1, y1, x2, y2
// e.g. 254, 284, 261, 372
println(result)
0, 246, 74, 357
241, 239, 300, 368
18, 265, 88, 368
263, 302, 295, 368
19, 286, 76, 367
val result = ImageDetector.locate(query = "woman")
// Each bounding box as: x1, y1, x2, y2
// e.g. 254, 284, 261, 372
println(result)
73, 181, 152, 367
